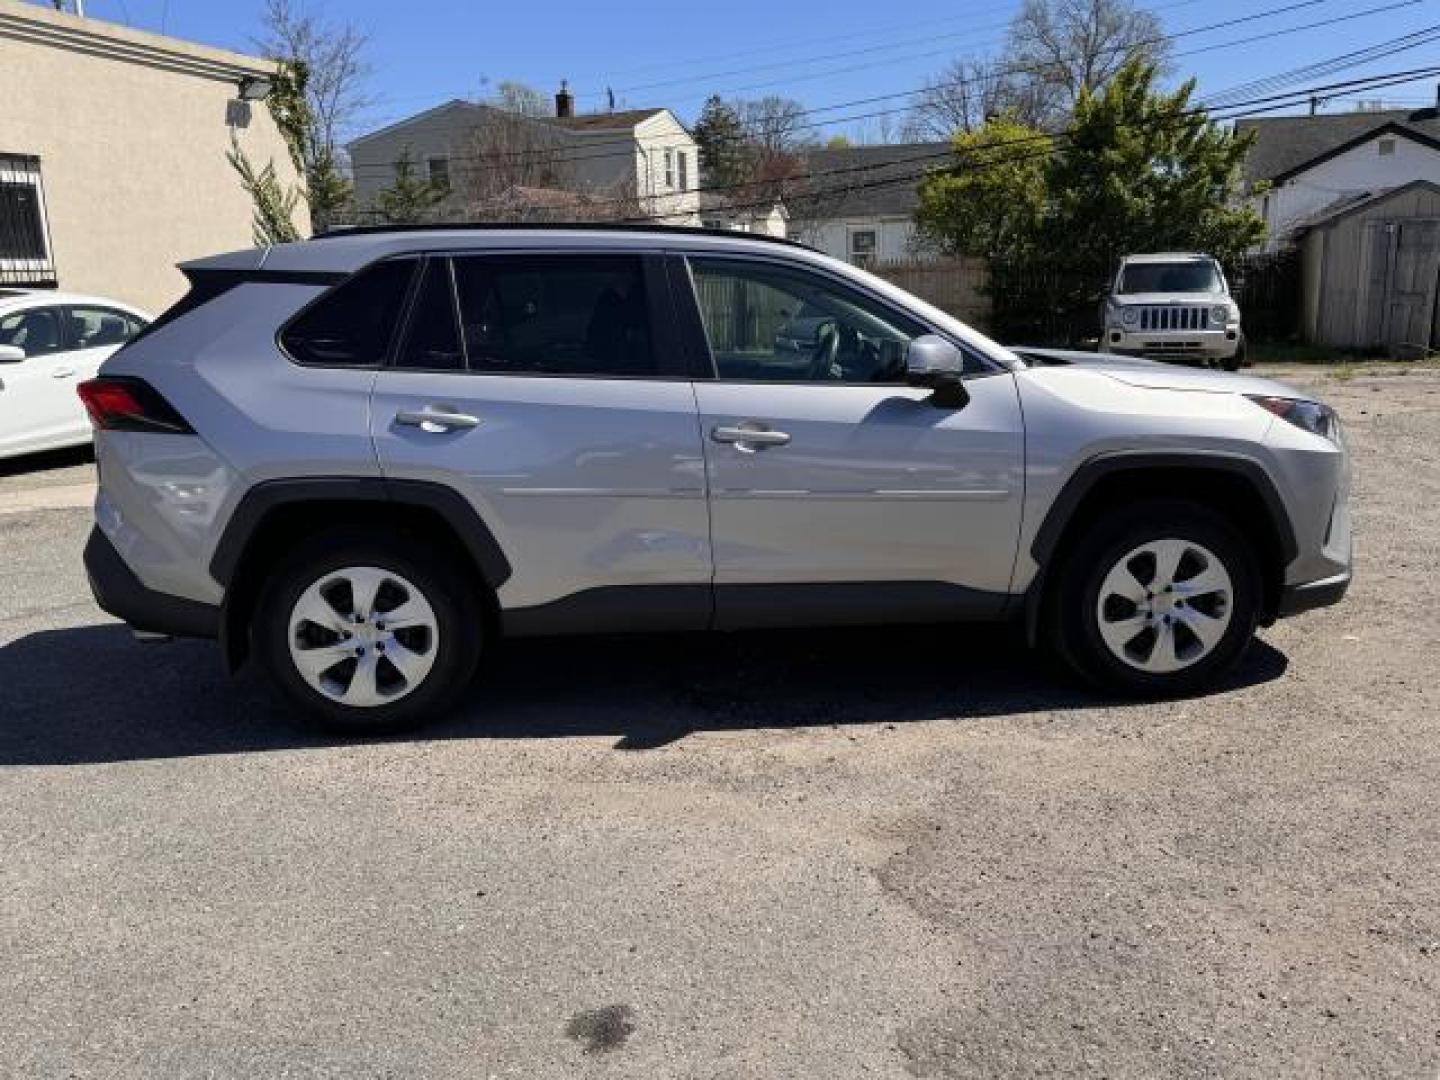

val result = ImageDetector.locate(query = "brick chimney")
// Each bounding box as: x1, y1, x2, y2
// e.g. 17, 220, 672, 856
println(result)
555, 80, 574, 119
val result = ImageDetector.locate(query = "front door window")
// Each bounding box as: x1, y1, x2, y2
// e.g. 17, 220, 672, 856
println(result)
687, 257, 922, 383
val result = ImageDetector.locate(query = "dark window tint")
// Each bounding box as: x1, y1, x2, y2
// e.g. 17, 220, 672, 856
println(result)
451, 255, 655, 377
67, 305, 146, 349
396, 260, 464, 370
282, 258, 416, 367
688, 257, 925, 383
1117, 261, 1222, 295
0, 306, 64, 357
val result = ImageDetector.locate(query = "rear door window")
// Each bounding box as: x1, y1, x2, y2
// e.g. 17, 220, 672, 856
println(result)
450, 254, 657, 377
282, 258, 417, 367
65, 306, 146, 349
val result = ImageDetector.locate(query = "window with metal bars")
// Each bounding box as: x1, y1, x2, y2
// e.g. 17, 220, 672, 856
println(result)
0, 153, 55, 287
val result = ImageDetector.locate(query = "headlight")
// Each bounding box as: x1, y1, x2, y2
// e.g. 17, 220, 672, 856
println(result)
1248, 395, 1339, 442
1210, 304, 1231, 325
1120, 307, 1139, 326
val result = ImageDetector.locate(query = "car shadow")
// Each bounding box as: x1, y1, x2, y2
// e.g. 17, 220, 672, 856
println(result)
0, 443, 95, 478
0, 622, 1289, 767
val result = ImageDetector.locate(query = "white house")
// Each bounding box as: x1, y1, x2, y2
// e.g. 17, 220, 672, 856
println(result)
698, 192, 788, 237
1236, 107, 1440, 249
347, 85, 700, 225
788, 143, 948, 266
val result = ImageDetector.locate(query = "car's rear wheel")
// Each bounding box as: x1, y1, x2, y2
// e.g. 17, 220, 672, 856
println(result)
1048, 500, 1260, 696
255, 532, 480, 733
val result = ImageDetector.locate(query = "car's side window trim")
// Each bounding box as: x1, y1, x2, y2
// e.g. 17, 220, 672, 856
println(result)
669, 249, 1000, 385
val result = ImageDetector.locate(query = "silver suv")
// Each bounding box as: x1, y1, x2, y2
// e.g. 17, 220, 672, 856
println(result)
1101, 252, 1245, 369
80, 226, 1350, 732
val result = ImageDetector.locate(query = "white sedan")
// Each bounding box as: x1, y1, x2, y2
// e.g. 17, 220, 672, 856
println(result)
0, 289, 151, 460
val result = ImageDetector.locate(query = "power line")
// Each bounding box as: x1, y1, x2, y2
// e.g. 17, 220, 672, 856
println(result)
344, 3, 1432, 179
338, 65, 1440, 230
593, 0, 1198, 101
613, 66, 1440, 224
368, 1, 1038, 114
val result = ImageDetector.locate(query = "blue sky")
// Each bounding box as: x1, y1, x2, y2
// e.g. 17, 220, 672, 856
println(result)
63, 0, 1440, 139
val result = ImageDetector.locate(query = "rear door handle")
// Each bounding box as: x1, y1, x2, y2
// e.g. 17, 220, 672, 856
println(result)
52, 367, 76, 379
394, 406, 481, 433
711, 423, 791, 449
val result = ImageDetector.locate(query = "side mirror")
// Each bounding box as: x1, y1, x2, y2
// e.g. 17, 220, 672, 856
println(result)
0, 345, 24, 364
905, 334, 970, 409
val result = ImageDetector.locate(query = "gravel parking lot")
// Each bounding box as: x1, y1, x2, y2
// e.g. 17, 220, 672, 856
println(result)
1, 366, 1436, 1078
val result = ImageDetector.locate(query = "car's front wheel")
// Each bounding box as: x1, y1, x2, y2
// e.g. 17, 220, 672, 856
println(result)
1048, 501, 1260, 696
255, 532, 481, 733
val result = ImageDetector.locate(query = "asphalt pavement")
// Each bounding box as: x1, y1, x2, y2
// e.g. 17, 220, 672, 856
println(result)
1, 368, 1436, 1078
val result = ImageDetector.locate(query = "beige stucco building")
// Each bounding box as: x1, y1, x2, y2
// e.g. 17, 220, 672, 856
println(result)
0, 0, 301, 313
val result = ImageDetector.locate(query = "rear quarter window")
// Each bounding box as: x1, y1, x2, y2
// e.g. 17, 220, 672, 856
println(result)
281, 259, 418, 367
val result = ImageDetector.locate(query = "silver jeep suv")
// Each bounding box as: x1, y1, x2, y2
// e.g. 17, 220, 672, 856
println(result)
1100, 252, 1245, 369
80, 226, 1350, 732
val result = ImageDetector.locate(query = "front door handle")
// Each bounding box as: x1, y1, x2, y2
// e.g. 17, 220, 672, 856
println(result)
394, 406, 481, 433
52, 367, 76, 379
711, 423, 791, 450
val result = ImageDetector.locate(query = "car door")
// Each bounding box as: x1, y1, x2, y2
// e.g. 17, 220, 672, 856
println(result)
0, 303, 77, 457
369, 251, 712, 628
675, 253, 1026, 628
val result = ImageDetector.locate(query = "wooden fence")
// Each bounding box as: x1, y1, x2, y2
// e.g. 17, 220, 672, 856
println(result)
869, 257, 991, 327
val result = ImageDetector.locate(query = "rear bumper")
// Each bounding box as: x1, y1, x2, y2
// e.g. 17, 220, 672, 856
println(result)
84, 527, 219, 639
1276, 570, 1351, 618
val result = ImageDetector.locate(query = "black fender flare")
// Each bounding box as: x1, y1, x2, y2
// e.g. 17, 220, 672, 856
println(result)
1022, 451, 1298, 644
210, 477, 511, 668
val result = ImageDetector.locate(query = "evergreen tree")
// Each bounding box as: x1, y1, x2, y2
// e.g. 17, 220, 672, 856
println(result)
375, 149, 447, 224
692, 95, 750, 190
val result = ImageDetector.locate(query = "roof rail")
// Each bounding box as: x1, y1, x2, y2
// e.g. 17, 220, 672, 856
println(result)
311, 220, 817, 251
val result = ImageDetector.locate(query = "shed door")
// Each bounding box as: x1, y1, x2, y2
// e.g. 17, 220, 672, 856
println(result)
1382, 220, 1440, 354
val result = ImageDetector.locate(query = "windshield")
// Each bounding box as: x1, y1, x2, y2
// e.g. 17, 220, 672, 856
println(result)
1118, 261, 1223, 295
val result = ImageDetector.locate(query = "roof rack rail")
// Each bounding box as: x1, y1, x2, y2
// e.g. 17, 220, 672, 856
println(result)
311, 220, 817, 251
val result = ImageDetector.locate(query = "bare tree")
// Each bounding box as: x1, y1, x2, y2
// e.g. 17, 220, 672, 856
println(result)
255, 0, 375, 230
485, 79, 551, 117
903, 58, 1035, 139
256, 0, 374, 156
735, 96, 812, 201
454, 110, 574, 220
1004, 0, 1170, 127
903, 0, 1169, 139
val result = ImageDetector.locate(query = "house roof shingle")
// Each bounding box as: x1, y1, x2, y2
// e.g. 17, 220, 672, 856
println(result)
543, 108, 666, 131
795, 143, 949, 217
1235, 108, 1440, 186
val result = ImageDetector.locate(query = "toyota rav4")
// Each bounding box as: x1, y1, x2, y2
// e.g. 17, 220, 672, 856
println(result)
80, 226, 1351, 732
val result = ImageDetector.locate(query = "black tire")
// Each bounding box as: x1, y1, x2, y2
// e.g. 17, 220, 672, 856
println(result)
1046, 500, 1260, 697
1223, 336, 1246, 372
254, 529, 482, 734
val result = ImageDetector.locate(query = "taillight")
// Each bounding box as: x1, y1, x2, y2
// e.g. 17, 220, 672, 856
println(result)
77, 377, 194, 434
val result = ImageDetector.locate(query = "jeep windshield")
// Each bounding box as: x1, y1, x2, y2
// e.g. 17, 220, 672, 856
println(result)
1117, 261, 1223, 294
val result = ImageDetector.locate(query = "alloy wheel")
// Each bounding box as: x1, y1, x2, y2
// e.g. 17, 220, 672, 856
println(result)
287, 566, 440, 707
1095, 538, 1234, 674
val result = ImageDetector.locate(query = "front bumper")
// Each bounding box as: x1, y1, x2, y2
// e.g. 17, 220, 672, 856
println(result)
1277, 570, 1351, 617
84, 527, 219, 639
1101, 327, 1239, 360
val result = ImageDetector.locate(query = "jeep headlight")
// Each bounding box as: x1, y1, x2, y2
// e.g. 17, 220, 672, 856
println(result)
1120, 306, 1139, 327
1210, 303, 1232, 325
1248, 395, 1339, 443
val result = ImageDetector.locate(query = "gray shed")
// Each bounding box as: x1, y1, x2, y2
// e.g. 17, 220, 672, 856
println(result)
1297, 179, 1440, 355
